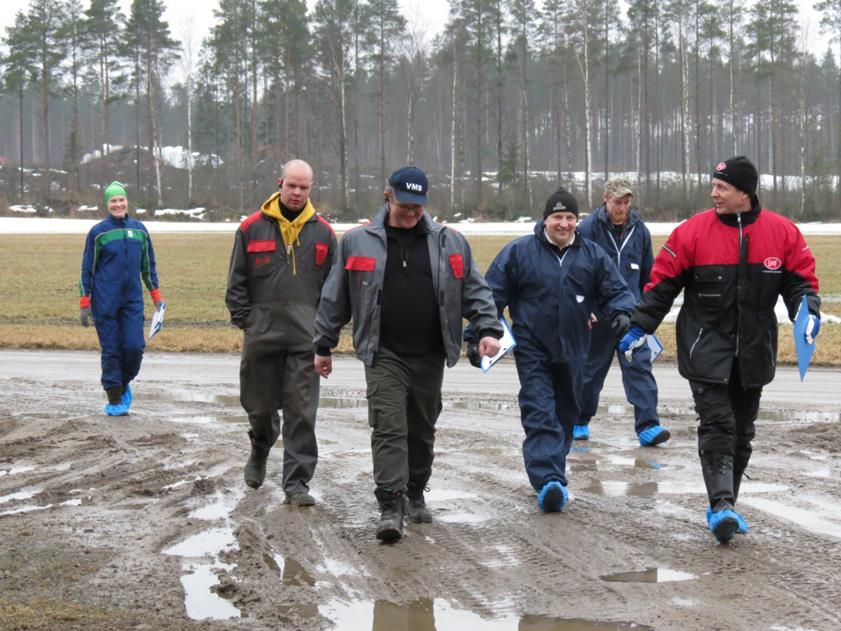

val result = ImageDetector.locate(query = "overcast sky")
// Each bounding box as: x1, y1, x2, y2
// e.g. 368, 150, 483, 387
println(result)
0, 0, 834, 61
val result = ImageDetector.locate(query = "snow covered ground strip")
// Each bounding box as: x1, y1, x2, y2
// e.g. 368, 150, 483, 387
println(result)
3, 217, 841, 236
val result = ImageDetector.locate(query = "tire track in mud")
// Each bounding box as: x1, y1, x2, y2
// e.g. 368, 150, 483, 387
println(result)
3, 357, 841, 629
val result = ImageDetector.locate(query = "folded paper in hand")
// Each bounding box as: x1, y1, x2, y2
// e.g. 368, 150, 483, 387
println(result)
481, 318, 517, 372
148, 301, 167, 340
793, 295, 815, 381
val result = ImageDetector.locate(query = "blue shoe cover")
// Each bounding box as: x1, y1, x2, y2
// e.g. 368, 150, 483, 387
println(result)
733, 510, 749, 534
537, 481, 568, 513
638, 425, 670, 447
104, 402, 129, 416
573, 425, 590, 441
706, 507, 740, 543
121, 384, 133, 409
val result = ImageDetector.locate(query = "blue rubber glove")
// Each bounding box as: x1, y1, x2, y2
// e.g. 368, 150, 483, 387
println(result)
805, 314, 820, 345
619, 325, 646, 361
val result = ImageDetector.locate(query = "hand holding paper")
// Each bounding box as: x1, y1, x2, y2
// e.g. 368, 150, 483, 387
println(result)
619, 325, 646, 362
479, 318, 517, 372
148, 301, 167, 340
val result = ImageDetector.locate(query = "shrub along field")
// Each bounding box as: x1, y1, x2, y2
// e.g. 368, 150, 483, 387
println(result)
1, 232, 838, 364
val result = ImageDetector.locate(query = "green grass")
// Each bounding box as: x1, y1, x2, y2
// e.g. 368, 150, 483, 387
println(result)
0, 232, 838, 363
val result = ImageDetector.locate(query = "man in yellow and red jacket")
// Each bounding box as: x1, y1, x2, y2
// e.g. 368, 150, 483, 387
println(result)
226, 159, 337, 505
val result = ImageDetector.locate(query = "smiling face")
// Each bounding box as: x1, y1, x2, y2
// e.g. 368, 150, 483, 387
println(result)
386, 192, 425, 229
545, 211, 577, 247
107, 195, 128, 219
710, 178, 751, 215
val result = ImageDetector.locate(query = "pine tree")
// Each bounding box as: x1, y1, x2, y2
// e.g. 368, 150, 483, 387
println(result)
82, 0, 124, 156
122, 0, 180, 206
365, 0, 406, 185
2, 11, 37, 201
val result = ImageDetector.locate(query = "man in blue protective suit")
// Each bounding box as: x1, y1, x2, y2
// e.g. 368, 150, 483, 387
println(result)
483, 188, 636, 513
79, 182, 164, 416
576, 176, 669, 447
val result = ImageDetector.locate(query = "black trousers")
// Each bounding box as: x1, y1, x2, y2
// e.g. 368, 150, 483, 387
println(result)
689, 360, 762, 498
364, 346, 445, 496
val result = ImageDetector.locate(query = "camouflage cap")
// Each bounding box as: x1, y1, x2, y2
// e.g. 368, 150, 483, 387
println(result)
604, 176, 633, 198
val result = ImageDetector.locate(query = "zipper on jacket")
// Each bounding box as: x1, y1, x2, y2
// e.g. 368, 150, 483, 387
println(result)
689, 328, 704, 359
735, 213, 743, 357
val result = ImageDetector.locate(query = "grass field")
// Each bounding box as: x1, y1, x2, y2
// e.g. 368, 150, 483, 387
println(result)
1, 232, 838, 364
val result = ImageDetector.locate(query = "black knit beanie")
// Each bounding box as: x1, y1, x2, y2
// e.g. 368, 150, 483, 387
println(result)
543, 188, 579, 219
712, 156, 758, 197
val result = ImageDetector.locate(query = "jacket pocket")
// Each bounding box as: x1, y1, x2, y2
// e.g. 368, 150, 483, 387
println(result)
692, 266, 726, 311
448, 253, 464, 279
251, 255, 273, 277
247, 239, 276, 253
346, 256, 376, 272
315, 242, 328, 266
365, 382, 379, 427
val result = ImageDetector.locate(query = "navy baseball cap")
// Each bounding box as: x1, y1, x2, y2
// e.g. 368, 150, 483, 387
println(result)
388, 166, 428, 205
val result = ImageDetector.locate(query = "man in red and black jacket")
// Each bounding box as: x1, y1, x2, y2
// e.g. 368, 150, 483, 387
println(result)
620, 156, 821, 544
226, 159, 337, 505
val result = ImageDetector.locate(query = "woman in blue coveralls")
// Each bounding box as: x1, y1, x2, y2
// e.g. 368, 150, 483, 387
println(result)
78, 182, 164, 416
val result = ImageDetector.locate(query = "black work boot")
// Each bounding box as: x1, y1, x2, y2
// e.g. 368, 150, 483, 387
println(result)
244, 431, 270, 489
374, 489, 406, 542
700, 451, 739, 543
733, 448, 751, 503
407, 485, 432, 524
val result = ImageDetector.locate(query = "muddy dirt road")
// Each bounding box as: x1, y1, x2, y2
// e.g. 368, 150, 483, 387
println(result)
2, 350, 841, 630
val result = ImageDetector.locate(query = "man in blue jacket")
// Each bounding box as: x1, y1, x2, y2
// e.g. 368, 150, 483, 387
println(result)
484, 188, 636, 513
576, 177, 669, 447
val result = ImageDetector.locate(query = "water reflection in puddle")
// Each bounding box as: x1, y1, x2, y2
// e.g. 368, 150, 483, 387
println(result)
760, 410, 841, 423
600, 568, 696, 583
163, 527, 240, 621
322, 597, 651, 630
425, 489, 478, 502
180, 562, 240, 620
320, 397, 367, 408
740, 494, 841, 539
0, 464, 37, 477
582, 480, 659, 498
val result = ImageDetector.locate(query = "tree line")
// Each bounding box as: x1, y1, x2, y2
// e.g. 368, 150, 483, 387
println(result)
2, 0, 841, 220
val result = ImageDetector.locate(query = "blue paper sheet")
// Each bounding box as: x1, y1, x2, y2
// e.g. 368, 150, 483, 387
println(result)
793, 295, 814, 381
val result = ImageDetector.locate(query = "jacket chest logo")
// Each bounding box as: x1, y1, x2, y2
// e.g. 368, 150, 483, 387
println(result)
763, 256, 782, 271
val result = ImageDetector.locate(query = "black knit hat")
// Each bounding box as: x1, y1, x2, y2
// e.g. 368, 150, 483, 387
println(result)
712, 156, 758, 197
543, 187, 579, 219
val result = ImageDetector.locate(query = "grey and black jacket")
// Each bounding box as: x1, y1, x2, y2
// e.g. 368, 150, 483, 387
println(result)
226, 200, 337, 353
313, 206, 502, 367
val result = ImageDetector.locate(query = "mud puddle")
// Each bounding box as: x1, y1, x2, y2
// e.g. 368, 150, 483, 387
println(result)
3, 353, 841, 629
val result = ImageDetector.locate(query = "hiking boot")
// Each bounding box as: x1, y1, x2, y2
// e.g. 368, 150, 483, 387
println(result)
375, 490, 406, 542
407, 487, 432, 524
638, 425, 670, 447
706, 505, 740, 543
284, 491, 316, 507
573, 425, 590, 441
244, 431, 270, 489
537, 480, 568, 513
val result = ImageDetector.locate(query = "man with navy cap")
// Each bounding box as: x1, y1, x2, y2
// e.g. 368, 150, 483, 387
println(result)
314, 166, 502, 542
620, 156, 822, 543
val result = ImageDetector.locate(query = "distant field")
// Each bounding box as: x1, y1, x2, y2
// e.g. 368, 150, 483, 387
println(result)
1, 232, 838, 364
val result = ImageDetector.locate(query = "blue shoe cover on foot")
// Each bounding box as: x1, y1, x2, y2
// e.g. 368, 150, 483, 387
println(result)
104, 402, 129, 416
706, 507, 740, 543
537, 481, 568, 513
734, 510, 749, 534
638, 425, 670, 447
121, 384, 132, 409
573, 425, 590, 441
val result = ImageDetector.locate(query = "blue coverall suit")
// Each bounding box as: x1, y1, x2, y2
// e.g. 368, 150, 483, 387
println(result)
577, 207, 660, 434
79, 215, 161, 393
484, 222, 636, 491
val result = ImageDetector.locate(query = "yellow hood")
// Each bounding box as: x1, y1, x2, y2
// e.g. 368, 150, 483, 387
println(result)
261, 193, 315, 275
